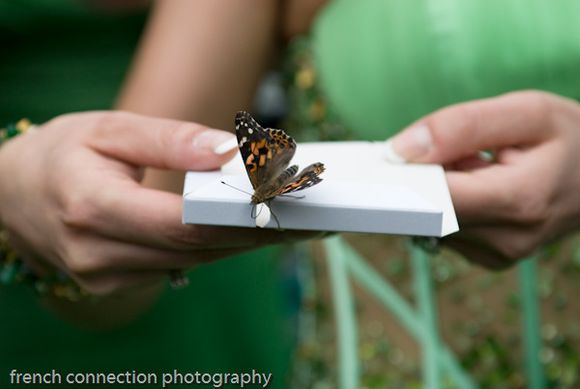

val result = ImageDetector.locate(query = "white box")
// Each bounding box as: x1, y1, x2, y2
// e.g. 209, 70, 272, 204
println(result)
183, 142, 458, 237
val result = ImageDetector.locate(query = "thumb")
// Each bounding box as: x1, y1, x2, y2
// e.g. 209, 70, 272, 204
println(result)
382, 91, 556, 164
88, 111, 238, 171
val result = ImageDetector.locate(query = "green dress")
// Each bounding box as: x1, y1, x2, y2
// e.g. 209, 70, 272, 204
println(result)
313, 0, 580, 139
284, 0, 580, 387
0, 2, 293, 387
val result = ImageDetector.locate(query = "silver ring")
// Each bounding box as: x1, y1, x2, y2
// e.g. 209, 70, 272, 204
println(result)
168, 269, 189, 289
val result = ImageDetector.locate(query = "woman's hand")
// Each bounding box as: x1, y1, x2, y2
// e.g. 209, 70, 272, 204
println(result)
0, 111, 316, 297
386, 91, 580, 269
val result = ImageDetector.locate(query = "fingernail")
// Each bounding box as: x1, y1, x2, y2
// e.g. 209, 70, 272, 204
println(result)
380, 140, 406, 164
383, 124, 432, 162
213, 137, 238, 155
192, 130, 236, 154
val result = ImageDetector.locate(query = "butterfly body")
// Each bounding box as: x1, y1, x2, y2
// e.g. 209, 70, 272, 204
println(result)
235, 111, 325, 205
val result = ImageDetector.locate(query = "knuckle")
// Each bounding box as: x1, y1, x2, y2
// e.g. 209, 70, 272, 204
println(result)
493, 182, 518, 216
497, 236, 536, 261
442, 102, 480, 129
428, 102, 482, 149
512, 186, 549, 224
526, 90, 553, 116
43, 114, 70, 130
91, 111, 135, 137
151, 123, 185, 169
63, 253, 103, 275
508, 90, 555, 127
59, 242, 104, 275
497, 175, 549, 225
44, 112, 90, 129
513, 89, 552, 105
60, 191, 97, 230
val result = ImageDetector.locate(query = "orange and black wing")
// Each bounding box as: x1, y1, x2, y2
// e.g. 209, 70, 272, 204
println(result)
276, 162, 325, 195
235, 111, 296, 189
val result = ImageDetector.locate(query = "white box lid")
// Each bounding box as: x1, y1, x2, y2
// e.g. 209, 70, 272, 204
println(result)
183, 142, 458, 237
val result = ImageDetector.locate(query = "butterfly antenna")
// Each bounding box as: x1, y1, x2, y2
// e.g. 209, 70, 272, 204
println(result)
221, 181, 252, 196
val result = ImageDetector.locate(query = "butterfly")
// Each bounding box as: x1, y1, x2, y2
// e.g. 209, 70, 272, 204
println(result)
235, 111, 325, 207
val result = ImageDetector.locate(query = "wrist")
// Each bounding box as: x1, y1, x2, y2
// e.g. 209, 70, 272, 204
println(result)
0, 119, 35, 222
0, 119, 90, 301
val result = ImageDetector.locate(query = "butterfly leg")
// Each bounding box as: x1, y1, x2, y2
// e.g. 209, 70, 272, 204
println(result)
267, 200, 282, 230
251, 203, 258, 219
278, 193, 306, 200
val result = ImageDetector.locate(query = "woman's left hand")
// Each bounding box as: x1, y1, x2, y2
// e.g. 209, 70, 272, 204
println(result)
386, 91, 580, 269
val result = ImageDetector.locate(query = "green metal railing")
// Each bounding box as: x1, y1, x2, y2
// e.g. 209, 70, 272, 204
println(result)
324, 235, 545, 388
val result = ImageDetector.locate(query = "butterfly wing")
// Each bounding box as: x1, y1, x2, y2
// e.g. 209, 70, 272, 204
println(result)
235, 111, 296, 189
276, 162, 325, 195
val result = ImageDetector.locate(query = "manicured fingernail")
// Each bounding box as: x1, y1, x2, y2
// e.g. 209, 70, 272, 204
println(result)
383, 124, 432, 162
380, 140, 406, 163
192, 130, 236, 153
213, 137, 238, 154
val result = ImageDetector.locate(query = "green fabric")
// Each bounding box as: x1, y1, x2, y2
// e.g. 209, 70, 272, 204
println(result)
0, 0, 145, 123
309, 1, 580, 386
312, 0, 580, 139
1, 249, 292, 386
0, 2, 292, 387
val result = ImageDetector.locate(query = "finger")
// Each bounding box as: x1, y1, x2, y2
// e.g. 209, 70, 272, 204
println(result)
447, 143, 556, 225
75, 180, 323, 250
457, 224, 541, 261
60, 229, 258, 274
87, 111, 237, 171
385, 91, 558, 164
442, 236, 511, 271
444, 221, 541, 267
446, 169, 519, 225
71, 271, 166, 297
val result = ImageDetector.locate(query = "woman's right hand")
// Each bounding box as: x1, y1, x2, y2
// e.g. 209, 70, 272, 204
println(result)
0, 111, 316, 297
386, 91, 580, 269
